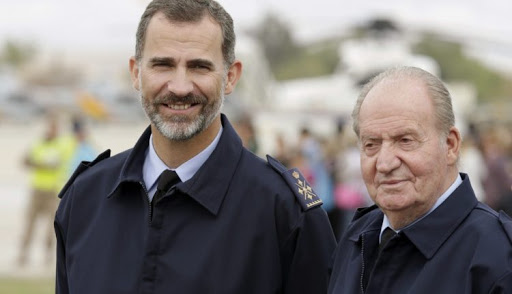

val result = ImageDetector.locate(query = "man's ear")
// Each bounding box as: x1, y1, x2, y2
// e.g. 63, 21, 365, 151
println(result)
223, 60, 242, 95
446, 126, 462, 165
129, 56, 140, 91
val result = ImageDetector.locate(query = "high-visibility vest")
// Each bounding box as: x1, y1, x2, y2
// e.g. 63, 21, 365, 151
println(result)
28, 138, 63, 192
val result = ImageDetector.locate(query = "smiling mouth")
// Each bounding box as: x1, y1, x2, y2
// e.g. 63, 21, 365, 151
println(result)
165, 103, 192, 110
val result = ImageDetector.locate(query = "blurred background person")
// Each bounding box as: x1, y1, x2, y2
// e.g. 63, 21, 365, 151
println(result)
480, 125, 512, 215
298, 127, 335, 226
273, 133, 292, 167
232, 112, 259, 154
67, 116, 97, 173
17, 113, 63, 267
459, 125, 488, 202
331, 127, 372, 239
58, 115, 97, 187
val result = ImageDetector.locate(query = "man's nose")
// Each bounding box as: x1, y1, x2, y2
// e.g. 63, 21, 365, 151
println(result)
376, 144, 400, 174
167, 69, 194, 97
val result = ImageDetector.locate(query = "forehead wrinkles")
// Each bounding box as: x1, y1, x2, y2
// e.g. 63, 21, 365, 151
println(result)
360, 116, 424, 138
359, 80, 435, 138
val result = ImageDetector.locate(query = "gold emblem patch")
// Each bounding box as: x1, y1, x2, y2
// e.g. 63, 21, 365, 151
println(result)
266, 155, 323, 211
291, 169, 323, 209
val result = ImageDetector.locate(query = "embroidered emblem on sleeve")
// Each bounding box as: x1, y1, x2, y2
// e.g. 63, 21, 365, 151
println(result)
285, 168, 323, 210
266, 154, 323, 210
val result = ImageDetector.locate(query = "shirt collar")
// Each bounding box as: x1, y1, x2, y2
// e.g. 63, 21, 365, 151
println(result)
380, 174, 463, 241
143, 125, 223, 194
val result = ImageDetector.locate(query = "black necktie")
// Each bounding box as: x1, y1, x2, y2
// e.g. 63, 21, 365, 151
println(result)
379, 227, 397, 252
153, 169, 181, 205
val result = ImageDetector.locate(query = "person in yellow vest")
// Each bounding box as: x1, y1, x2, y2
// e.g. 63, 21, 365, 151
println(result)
18, 115, 64, 266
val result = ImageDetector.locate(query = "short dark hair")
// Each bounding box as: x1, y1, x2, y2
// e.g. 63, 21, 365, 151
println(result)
134, 0, 236, 67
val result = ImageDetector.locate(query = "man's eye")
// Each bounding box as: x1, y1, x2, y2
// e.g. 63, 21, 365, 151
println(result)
362, 143, 379, 156
193, 65, 209, 70
364, 142, 378, 150
400, 137, 413, 144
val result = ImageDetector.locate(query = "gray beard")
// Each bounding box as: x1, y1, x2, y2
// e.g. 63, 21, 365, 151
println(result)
140, 91, 224, 141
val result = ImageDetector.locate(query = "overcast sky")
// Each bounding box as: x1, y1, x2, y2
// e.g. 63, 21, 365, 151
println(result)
1, 0, 511, 71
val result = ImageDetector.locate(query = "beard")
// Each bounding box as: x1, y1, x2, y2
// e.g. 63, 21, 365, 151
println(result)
140, 87, 224, 141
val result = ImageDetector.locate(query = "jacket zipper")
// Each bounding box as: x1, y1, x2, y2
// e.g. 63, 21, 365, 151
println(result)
360, 234, 365, 294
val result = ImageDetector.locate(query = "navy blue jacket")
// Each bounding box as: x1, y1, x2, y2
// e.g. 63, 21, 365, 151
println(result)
55, 115, 336, 294
328, 174, 512, 294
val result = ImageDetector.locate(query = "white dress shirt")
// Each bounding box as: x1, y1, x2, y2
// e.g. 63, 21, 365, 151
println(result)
142, 126, 223, 201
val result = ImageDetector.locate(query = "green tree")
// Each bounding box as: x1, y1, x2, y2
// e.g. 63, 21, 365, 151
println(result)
413, 34, 511, 102
252, 13, 298, 73
0, 40, 37, 68
250, 13, 339, 80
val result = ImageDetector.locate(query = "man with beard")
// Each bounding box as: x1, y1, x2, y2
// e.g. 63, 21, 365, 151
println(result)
54, 1, 335, 293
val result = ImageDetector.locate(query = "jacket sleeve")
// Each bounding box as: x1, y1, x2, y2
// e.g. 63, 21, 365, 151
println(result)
54, 216, 69, 294
281, 206, 337, 294
54, 182, 75, 294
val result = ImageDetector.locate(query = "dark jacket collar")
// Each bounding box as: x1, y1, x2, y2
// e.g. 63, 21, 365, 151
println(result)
177, 114, 243, 215
347, 207, 382, 242
107, 125, 152, 196
402, 173, 478, 258
109, 114, 243, 215
348, 173, 478, 259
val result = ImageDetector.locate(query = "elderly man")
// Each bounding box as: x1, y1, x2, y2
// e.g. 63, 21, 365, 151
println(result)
328, 66, 512, 293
